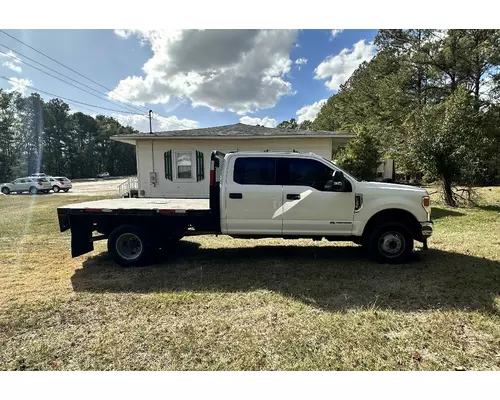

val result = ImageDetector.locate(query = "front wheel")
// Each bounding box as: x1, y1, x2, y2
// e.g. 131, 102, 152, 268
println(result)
1, 187, 10, 195
29, 186, 38, 195
108, 225, 152, 267
367, 223, 413, 264
53, 186, 60, 193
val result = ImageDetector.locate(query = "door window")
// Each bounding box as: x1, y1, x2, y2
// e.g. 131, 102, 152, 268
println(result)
233, 157, 277, 185
282, 159, 334, 191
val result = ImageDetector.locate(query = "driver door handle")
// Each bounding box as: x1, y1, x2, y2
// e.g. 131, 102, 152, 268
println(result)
287, 193, 301, 200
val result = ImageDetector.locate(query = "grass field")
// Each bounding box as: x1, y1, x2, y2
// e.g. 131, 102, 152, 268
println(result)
0, 189, 499, 370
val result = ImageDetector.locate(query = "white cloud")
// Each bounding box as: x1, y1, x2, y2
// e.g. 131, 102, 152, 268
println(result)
296, 99, 327, 123
314, 39, 376, 91
113, 113, 199, 133
2, 61, 22, 73
331, 29, 344, 39
294, 57, 308, 71
5, 77, 32, 95
114, 29, 132, 39
110, 29, 298, 114
1, 50, 22, 73
239, 116, 277, 128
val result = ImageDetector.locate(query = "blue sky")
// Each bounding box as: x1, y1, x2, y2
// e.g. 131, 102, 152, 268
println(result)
0, 29, 378, 132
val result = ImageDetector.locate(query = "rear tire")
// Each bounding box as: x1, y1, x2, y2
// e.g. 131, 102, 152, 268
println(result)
1, 187, 10, 195
63, 189, 69, 192
29, 186, 38, 195
108, 225, 152, 267
367, 223, 413, 264
53, 186, 60, 193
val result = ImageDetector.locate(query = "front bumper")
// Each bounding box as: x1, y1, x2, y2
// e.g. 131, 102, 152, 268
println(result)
421, 221, 433, 238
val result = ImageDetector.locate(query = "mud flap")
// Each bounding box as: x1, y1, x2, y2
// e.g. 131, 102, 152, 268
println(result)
69, 215, 94, 257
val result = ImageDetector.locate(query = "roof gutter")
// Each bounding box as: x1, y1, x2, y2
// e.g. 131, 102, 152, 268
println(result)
111, 134, 355, 143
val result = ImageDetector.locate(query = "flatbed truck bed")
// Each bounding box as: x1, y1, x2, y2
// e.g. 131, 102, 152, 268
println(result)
60, 198, 210, 212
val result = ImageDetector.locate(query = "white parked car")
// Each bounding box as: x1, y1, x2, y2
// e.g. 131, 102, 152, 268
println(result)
1, 176, 52, 195
48, 176, 72, 193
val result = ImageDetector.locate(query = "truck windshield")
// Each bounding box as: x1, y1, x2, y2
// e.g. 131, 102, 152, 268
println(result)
320, 157, 360, 182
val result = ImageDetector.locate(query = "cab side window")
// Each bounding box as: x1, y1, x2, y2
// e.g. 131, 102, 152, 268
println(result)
233, 157, 277, 185
282, 159, 333, 191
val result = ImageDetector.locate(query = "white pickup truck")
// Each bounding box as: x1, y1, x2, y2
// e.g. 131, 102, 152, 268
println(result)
57, 150, 433, 266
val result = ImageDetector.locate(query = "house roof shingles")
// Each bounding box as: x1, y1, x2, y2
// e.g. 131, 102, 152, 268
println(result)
111, 123, 353, 141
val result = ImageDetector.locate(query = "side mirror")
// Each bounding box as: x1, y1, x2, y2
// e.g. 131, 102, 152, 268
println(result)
331, 170, 346, 191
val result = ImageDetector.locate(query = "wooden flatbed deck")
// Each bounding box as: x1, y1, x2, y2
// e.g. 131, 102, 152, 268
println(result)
62, 198, 210, 211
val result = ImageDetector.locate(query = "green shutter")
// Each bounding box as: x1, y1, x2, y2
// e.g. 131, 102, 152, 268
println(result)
164, 150, 172, 180
196, 150, 204, 182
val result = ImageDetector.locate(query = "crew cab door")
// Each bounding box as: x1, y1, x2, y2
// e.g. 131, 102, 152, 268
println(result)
224, 156, 283, 235
280, 158, 355, 236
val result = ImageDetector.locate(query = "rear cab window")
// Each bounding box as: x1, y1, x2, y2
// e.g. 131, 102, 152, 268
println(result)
233, 157, 277, 185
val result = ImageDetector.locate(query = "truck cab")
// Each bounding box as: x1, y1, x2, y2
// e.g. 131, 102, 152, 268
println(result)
58, 150, 433, 266
217, 151, 432, 260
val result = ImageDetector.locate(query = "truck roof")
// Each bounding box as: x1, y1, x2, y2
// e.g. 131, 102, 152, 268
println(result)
225, 150, 320, 157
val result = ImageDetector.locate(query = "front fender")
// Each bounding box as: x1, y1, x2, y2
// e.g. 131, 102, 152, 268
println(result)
352, 194, 425, 235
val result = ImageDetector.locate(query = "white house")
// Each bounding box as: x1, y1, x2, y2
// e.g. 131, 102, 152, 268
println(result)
112, 123, 354, 199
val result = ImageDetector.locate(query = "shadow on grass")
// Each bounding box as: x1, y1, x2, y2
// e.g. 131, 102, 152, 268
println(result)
477, 204, 500, 213
71, 241, 500, 314
431, 207, 466, 219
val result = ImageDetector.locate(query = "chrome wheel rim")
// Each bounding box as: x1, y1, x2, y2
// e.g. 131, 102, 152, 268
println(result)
116, 233, 143, 261
378, 231, 405, 258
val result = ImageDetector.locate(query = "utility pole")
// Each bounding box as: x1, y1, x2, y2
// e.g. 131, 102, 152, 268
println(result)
148, 110, 153, 134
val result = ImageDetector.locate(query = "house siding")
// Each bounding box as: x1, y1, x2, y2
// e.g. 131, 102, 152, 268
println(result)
136, 137, 341, 198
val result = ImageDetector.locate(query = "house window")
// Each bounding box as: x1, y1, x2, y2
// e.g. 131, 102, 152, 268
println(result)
175, 151, 194, 179
165, 150, 204, 182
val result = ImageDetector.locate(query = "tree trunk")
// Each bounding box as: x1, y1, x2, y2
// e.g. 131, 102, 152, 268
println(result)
442, 176, 457, 207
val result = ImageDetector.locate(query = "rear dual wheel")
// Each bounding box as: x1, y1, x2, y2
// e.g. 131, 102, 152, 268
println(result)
108, 225, 153, 267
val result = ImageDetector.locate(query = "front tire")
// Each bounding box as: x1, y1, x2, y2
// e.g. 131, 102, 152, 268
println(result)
29, 186, 38, 195
53, 186, 60, 193
367, 223, 413, 264
1, 187, 10, 195
108, 225, 152, 267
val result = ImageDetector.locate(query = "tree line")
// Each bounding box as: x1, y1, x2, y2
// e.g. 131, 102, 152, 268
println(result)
279, 30, 500, 206
0, 91, 137, 182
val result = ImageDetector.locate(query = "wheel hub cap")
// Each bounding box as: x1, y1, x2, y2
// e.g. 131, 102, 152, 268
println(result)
116, 233, 143, 261
379, 231, 404, 257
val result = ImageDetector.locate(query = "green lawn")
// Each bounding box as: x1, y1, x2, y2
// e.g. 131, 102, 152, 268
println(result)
0, 189, 499, 370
